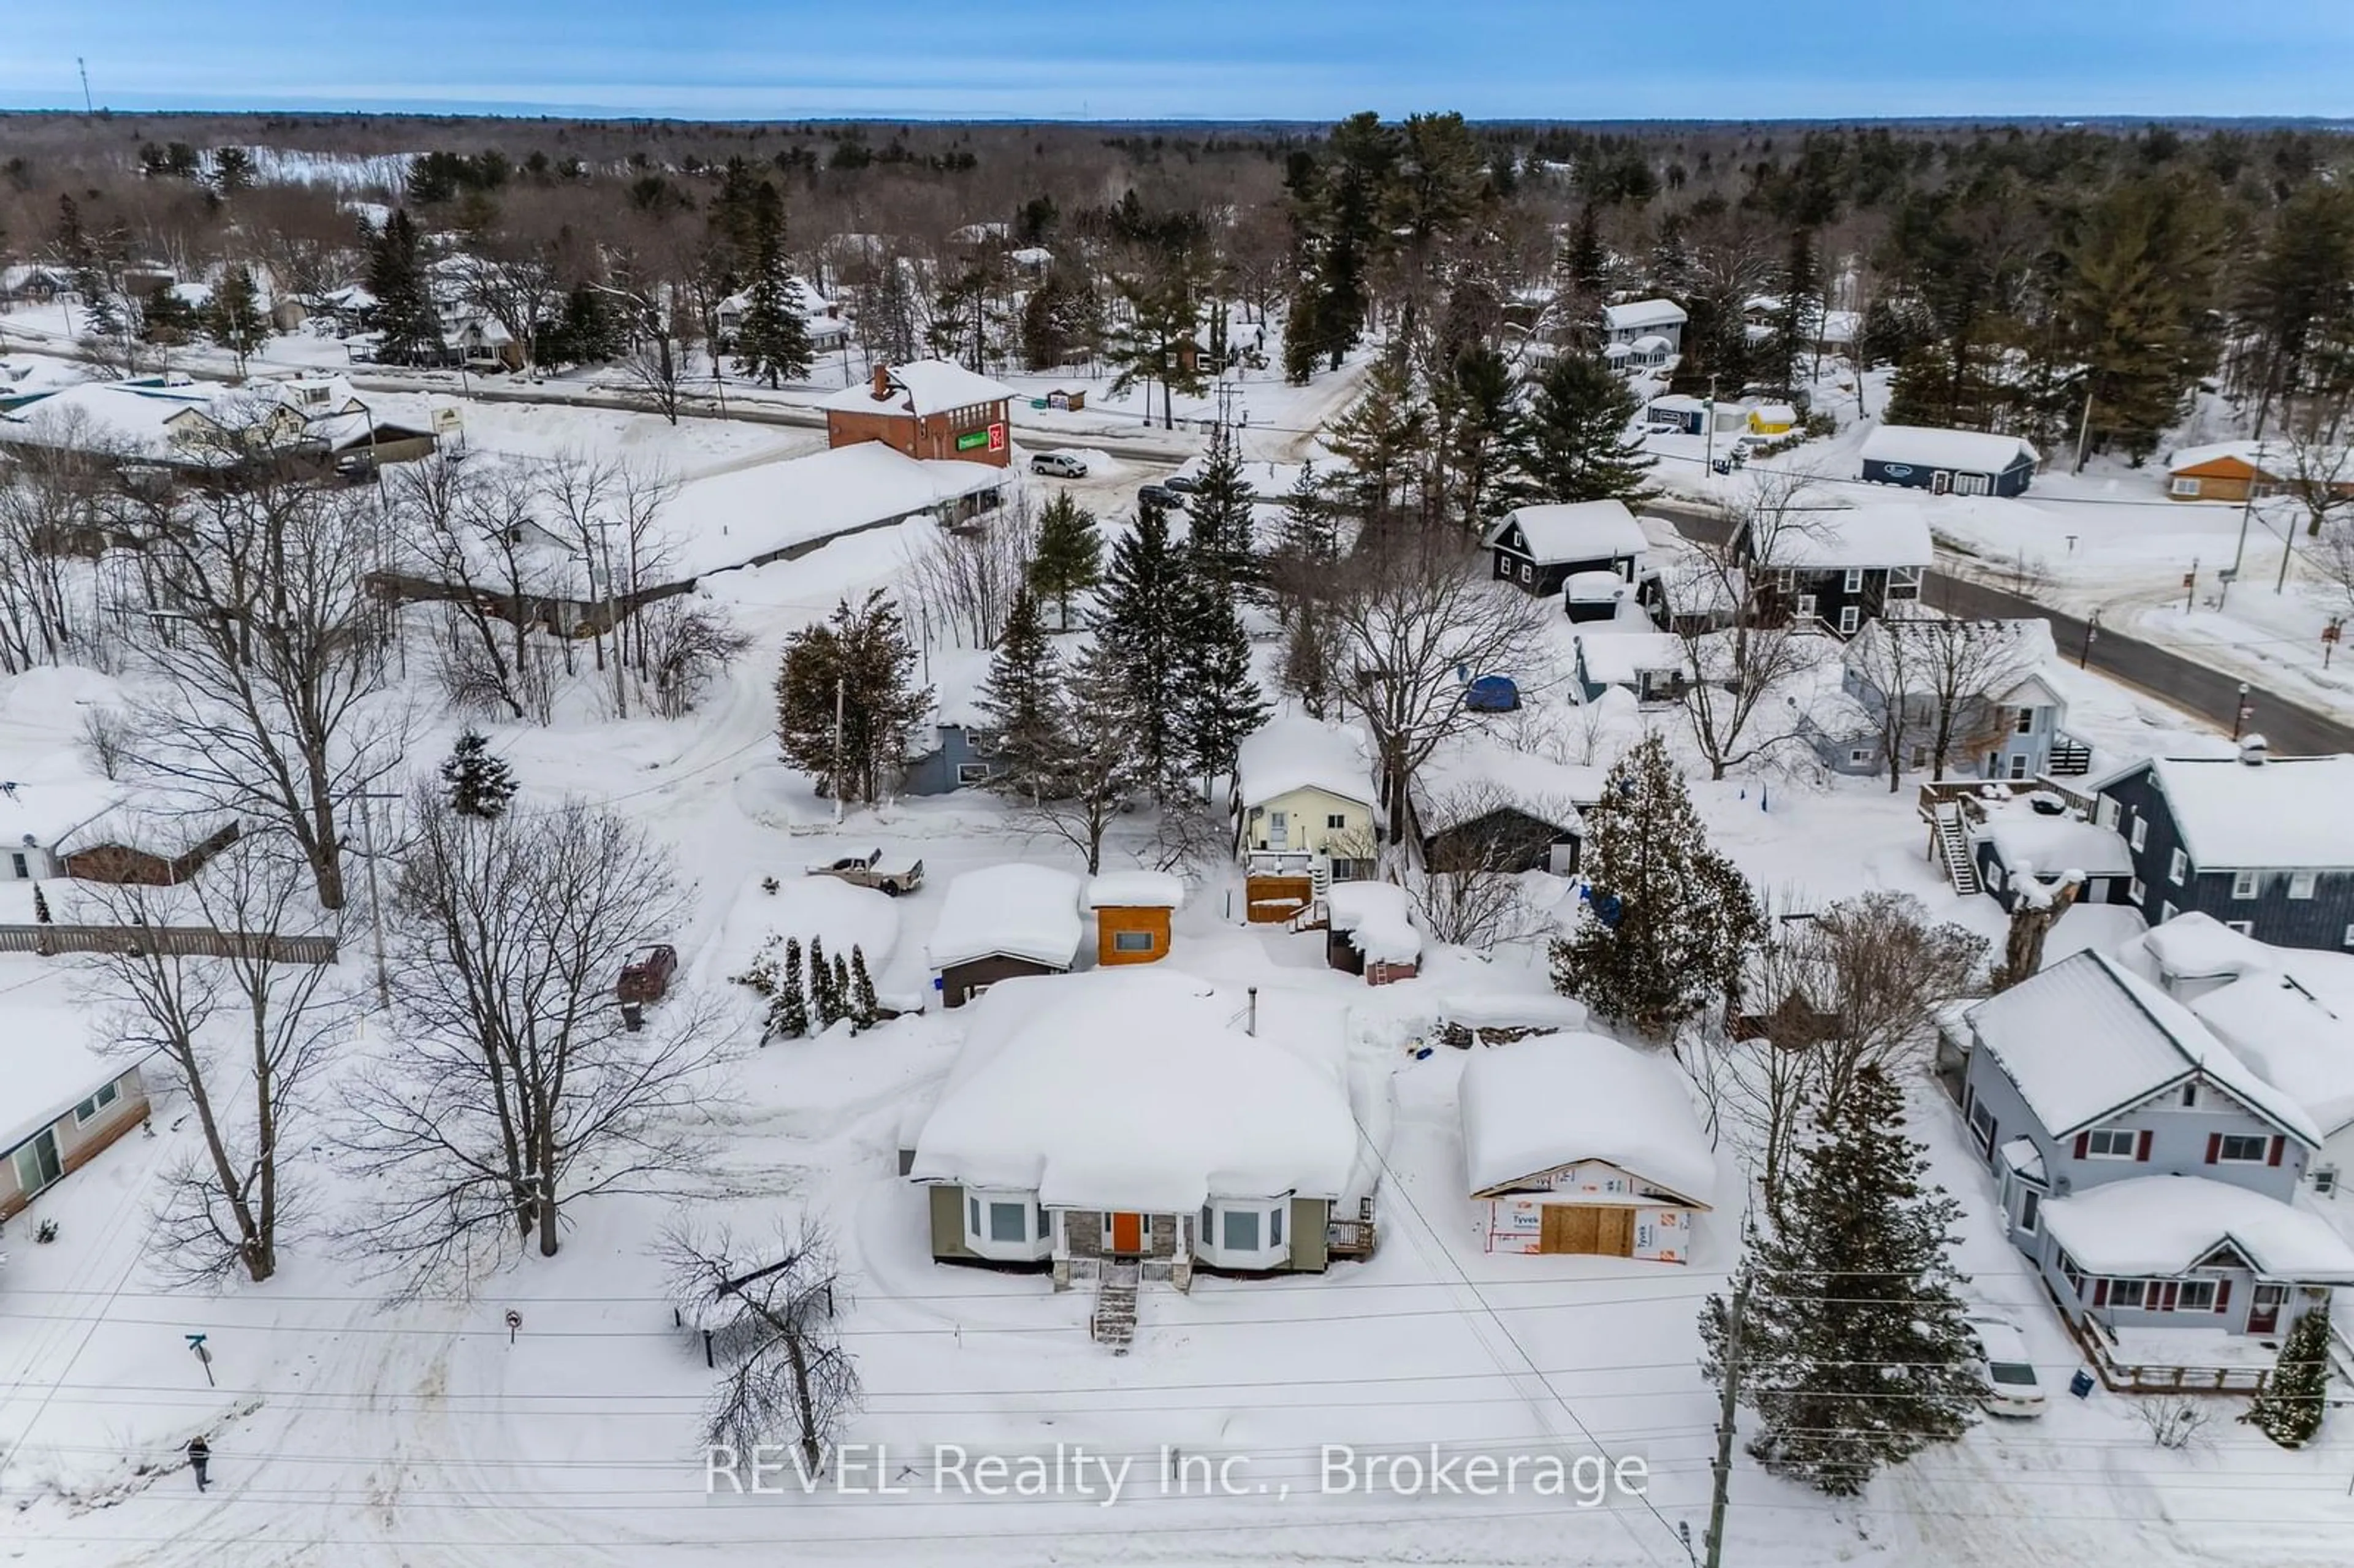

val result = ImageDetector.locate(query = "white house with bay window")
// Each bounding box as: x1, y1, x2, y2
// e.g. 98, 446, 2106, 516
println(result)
904, 968, 1367, 1292
1953, 950, 2354, 1365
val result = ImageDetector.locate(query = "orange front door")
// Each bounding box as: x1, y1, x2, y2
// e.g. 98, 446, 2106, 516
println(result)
1109, 1212, 1144, 1254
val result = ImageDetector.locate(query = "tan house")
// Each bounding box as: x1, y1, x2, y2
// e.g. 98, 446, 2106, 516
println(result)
820, 360, 1016, 468
1460, 1032, 1714, 1262
1, 982, 153, 1220
1233, 716, 1378, 923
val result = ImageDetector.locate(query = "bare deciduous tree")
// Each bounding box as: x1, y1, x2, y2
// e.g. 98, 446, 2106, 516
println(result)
1805, 891, 1987, 1122
899, 500, 1035, 652
1409, 781, 1567, 949
1324, 538, 1550, 842
1901, 612, 2038, 782
1667, 480, 1827, 781
345, 794, 736, 1286
85, 835, 350, 1284
120, 432, 403, 910
665, 1218, 861, 1472
638, 594, 752, 719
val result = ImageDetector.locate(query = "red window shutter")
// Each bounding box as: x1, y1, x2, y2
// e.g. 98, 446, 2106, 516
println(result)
2268, 1135, 2285, 1167
2215, 1279, 2232, 1314
2093, 1278, 2109, 1307
2136, 1129, 2153, 1162
2205, 1133, 2222, 1164
2073, 1132, 2090, 1160
2160, 1282, 2179, 1312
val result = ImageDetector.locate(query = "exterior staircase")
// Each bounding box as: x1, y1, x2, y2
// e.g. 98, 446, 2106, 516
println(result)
1932, 804, 1980, 896
1089, 1262, 1139, 1353
2048, 734, 2093, 777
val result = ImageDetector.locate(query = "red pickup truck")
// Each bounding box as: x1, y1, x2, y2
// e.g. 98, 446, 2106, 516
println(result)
617, 943, 678, 1004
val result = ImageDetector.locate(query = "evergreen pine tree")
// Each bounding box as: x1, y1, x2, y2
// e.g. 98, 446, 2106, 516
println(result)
1027, 492, 1102, 631
1266, 460, 1337, 623
776, 937, 810, 1041
138, 283, 199, 346
1322, 353, 1429, 536
1504, 352, 1655, 506
32, 884, 52, 924
775, 592, 932, 804
1700, 1065, 1981, 1497
440, 728, 518, 818
1173, 573, 1268, 797
205, 264, 267, 375
1183, 422, 1260, 598
735, 180, 813, 387
808, 937, 837, 1027
831, 953, 852, 1020
1095, 501, 1186, 793
1049, 639, 1154, 874
367, 209, 442, 365
1550, 731, 1761, 1037
1769, 227, 1823, 394
848, 945, 880, 1031
976, 587, 1066, 801
2246, 1305, 2330, 1448
1439, 344, 1518, 531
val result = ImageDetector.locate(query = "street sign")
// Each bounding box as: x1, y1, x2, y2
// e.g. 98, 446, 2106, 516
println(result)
432, 406, 463, 435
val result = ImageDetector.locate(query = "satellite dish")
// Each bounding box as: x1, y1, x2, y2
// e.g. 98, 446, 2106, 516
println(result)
19, 834, 34, 848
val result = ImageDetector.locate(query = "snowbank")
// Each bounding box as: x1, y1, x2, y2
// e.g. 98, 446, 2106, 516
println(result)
1084, 870, 1186, 910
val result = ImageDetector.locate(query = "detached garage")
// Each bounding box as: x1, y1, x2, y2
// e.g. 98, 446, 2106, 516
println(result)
1458, 1032, 1714, 1262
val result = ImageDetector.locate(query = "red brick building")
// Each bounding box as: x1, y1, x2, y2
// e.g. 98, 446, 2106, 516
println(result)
821, 360, 1017, 469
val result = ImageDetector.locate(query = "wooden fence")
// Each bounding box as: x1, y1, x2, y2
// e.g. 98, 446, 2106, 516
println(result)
0, 924, 339, 964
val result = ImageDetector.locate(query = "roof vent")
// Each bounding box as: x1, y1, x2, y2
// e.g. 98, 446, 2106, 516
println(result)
2239, 734, 2269, 766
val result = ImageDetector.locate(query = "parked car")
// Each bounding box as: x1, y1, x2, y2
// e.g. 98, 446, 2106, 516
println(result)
1031, 452, 1089, 478
1966, 1317, 2046, 1418
807, 848, 926, 897
1161, 473, 1203, 494
618, 943, 679, 1004
1137, 482, 1186, 511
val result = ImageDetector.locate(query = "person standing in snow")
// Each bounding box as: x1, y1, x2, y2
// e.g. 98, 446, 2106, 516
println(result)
186, 1436, 211, 1491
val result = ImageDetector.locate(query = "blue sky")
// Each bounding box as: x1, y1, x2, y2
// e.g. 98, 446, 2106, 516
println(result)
6, 1, 2351, 120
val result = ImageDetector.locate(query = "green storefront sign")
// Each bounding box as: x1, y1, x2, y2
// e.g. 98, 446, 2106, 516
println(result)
955, 430, 989, 452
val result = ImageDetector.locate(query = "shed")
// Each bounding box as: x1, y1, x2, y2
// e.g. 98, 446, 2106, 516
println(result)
1746, 403, 1797, 435
1085, 870, 1186, 967
1858, 425, 2039, 498
1459, 1032, 1713, 1260
1647, 394, 1710, 435
928, 864, 1085, 1007
1324, 881, 1420, 985
1482, 499, 1647, 598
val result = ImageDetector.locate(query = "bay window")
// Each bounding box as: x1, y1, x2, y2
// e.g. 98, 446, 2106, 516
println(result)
962, 1187, 1053, 1262
1194, 1195, 1293, 1268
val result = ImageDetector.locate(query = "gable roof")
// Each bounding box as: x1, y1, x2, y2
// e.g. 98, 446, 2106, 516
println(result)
2039, 1175, 2354, 1281
1752, 504, 1934, 569
1459, 1032, 1715, 1205
907, 968, 1358, 1211
1858, 424, 2040, 473
1842, 617, 2063, 705
1482, 500, 1646, 565
817, 359, 1016, 419
1412, 737, 1602, 837
1963, 950, 2321, 1144
0, 962, 155, 1156
1602, 299, 1687, 332
927, 864, 1084, 972
2166, 441, 2277, 478
1235, 715, 1373, 809
2092, 753, 2354, 870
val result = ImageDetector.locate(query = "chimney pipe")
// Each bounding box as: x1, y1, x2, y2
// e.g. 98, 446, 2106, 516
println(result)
870, 362, 892, 401
2239, 733, 2269, 766
1246, 986, 1258, 1037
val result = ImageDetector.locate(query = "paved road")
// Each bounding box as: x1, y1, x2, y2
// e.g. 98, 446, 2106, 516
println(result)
1650, 500, 2354, 756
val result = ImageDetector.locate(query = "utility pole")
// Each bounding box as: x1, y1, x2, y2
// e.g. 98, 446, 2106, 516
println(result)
78, 58, 93, 114
2230, 440, 2266, 580
832, 674, 847, 827
350, 790, 402, 1012
1704, 375, 1720, 476
1703, 1277, 1748, 1568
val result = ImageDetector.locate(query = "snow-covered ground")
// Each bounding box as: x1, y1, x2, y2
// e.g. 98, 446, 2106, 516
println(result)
4, 326, 2353, 1568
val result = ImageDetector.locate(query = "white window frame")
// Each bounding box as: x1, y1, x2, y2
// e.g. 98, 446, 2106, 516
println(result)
2108, 1277, 2149, 1310
2129, 816, 2147, 851
2290, 871, 2317, 900
1842, 567, 1864, 594
1967, 1099, 1997, 1157
2227, 919, 2254, 936
2083, 1127, 2138, 1160
2216, 1134, 2271, 1164
1837, 605, 1861, 636
2169, 476, 2200, 497
955, 762, 992, 785
1110, 928, 1156, 954
2174, 1279, 2219, 1312
71, 1079, 120, 1126
2161, 901, 2178, 924
2129, 877, 2146, 904
1326, 813, 1348, 831
2016, 1187, 2040, 1236
1887, 565, 1924, 599
1192, 1195, 1292, 1269
2168, 848, 2188, 886
962, 1187, 1053, 1262
2231, 869, 2258, 900
1849, 748, 1873, 766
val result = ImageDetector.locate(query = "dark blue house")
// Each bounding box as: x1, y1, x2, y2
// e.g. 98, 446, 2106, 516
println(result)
1858, 425, 2038, 498
2091, 741, 2354, 952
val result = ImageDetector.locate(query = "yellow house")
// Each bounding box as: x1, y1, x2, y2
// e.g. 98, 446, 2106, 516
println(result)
1235, 718, 1378, 921
1746, 403, 1797, 436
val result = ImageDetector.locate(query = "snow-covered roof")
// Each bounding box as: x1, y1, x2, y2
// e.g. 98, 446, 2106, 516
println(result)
2192, 978, 2354, 1139
1756, 504, 1934, 569
1751, 403, 1798, 425
1459, 1032, 1715, 1205
666, 443, 1006, 582
2136, 910, 2274, 984
1604, 299, 1687, 332
1978, 804, 2134, 881
1565, 569, 1632, 604
0, 379, 245, 462
1843, 617, 2062, 703
1439, 992, 1592, 1032
0, 962, 149, 1157
928, 864, 1084, 972
1414, 737, 1602, 834
2040, 1176, 2354, 1282
1235, 715, 1373, 809
1630, 335, 1674, 354
2166, 441, 2276, 476
907, 968, 1358, 1210
1648, 394, 1710, 416
1859, 424, 2039, 474
1484, 500, 1646, 565
2095, 755, 2354, 870
1576, 630, 1685, 686
1325, 881, 1420, 965
817, 360, 1016, 419
1085, 870, 1186, 910
1963, 950, 2320, 1144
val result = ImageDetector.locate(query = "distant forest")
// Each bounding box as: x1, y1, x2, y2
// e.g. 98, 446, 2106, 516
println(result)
5, 112, 2353, 463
